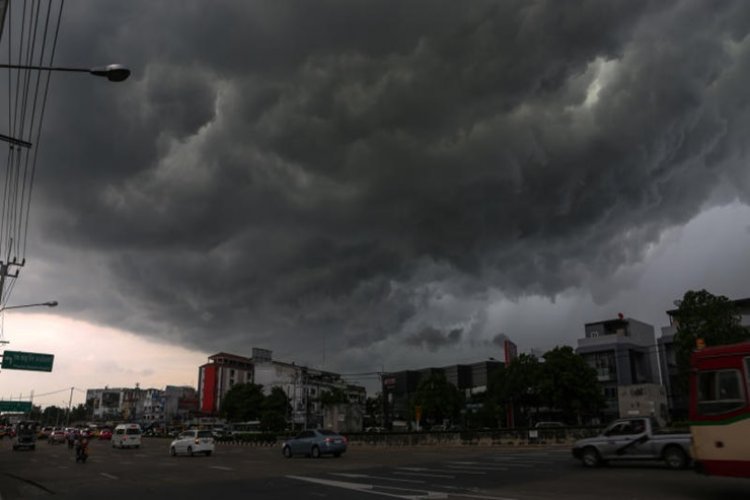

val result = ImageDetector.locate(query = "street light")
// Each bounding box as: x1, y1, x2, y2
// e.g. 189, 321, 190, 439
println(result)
0, 63, 130, 82
0, 301, 58, 313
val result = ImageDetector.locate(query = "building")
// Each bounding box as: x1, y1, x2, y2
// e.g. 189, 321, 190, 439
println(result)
618, 383, 669, 426
197, 352, 254, 414
87, 387, 127, 420
658, 297, 750, 420
576, 315, 660, 421
382, 360, 504, 427
87, 385, 199, 424
164, 385, 199, 423
197, 348, 366, 427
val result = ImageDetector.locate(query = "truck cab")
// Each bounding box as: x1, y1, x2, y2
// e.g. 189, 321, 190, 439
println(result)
572, 417, 691, 469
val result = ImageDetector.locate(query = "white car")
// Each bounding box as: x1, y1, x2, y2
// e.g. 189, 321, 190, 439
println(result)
170, 430, 215, 457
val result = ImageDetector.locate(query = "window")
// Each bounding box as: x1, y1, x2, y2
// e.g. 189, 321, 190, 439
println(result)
697, 369, 746, 415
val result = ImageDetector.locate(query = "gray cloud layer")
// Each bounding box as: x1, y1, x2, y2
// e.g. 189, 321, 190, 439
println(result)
8, 0, 750, 370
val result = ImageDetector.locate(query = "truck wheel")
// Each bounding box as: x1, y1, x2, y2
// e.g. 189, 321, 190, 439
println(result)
663, 446, 688, 470
582, 447, 601, 467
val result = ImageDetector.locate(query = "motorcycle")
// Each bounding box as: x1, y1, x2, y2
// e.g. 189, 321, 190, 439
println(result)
75, 439, 89, 463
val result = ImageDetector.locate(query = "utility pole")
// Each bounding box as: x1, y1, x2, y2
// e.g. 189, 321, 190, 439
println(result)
66, 387, 73, 425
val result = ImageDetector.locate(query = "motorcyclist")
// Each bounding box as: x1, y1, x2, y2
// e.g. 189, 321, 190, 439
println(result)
75, 433, 89, 463
67, 429, 76, 449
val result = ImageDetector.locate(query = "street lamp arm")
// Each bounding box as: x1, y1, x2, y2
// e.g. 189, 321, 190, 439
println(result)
0, 301, 58, 312
0, 63, 130, 82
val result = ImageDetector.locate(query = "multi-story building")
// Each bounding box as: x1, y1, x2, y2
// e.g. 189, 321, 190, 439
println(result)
87, 387, 128, 420
87, 385, 199, 424
197, 348, 366, 427
137, 388, 166, 423
382, 360, 504, 427
658, 297, 750, 420
164, 385, 199, 422
197, 352, 254, 414
576, 315, 660, 421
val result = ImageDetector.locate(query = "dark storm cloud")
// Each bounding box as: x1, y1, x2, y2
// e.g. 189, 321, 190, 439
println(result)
406, 326, 463, 351
13, 1, 750, 362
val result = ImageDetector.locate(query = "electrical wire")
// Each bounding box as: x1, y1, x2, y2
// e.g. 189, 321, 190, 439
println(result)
0, 1, 65, 310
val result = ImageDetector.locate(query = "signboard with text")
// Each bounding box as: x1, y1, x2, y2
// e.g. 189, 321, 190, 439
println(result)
1, 350, 54, 372
0, 400, 32, 412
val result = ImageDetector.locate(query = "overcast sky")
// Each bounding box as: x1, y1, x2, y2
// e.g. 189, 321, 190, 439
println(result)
2, 0, 750, 405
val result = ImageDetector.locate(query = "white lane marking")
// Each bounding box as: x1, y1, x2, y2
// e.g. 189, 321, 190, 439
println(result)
100, 473, 118, 480
393, 471, 454, 479
330, 473, 425, 484
444, 465, 509, 471
288, 475, 517, 500
396, 467, 485, 476
210, 466, 234, 471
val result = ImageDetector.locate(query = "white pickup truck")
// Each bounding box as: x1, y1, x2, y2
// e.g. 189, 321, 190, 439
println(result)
572, 417, 692, 470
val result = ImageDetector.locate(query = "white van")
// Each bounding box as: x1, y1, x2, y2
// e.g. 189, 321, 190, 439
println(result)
112, 423, 142, 449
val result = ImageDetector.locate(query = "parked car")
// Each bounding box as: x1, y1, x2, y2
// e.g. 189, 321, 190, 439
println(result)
572, 417, 691, 470
170, 430, 215, 457
281, 429, 347, 458
49, 428, 66, 444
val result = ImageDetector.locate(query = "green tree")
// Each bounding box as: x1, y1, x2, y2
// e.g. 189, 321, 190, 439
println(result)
673, 289, 750, 395
365, 393, 384, 428
498, 354, 542, 426
413, 372, 463, 427
260, 387, 290, 432
320, 387, 349, 408
539, 346, 603, 424
69, 404, 88, 423
220, 383, 265, 422
29, 405, 43, 423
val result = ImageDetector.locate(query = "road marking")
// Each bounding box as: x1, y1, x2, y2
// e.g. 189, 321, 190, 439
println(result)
100, 473, 118, 480
330, 473, 425, 484
393, 471, 454, 479
444, 465, 509, 471
210, 466, 234, 471
288, 475, 517, 500
396, 467, 485, 476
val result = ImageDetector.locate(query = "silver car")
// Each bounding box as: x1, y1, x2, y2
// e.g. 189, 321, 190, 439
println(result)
282, 429, 347, 458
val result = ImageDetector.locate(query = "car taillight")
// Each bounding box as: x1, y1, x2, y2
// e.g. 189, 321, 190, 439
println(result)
325, 437, 332, 443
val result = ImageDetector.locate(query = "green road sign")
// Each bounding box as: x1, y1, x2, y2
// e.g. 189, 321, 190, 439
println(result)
1, 350, 54, 372
0, 400, 32, 412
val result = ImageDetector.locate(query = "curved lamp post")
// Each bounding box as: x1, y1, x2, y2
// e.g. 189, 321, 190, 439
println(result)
0, 63, 130, 82
0, 301, 58, 313
0, 63, 130, 147
0, 301, 58, 345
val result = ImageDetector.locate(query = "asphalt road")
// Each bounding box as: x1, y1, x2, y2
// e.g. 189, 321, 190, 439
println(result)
0, 437, 747, 499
